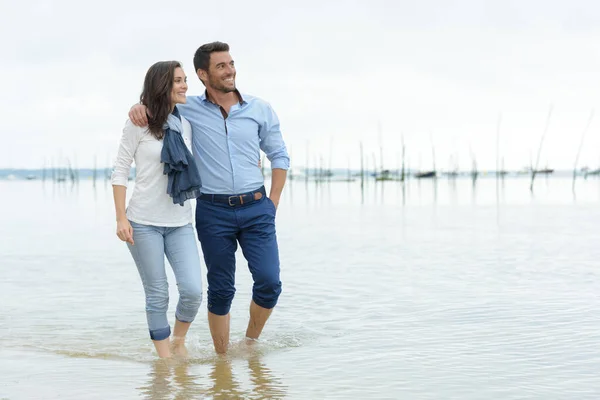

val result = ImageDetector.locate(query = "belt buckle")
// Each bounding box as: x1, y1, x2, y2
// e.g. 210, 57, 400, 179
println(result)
228, 195, 245, 206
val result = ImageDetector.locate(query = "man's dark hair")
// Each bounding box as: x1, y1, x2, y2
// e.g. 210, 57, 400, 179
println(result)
193, 41, 230, 73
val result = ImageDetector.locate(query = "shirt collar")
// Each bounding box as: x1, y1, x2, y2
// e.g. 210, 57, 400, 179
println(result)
201, 89, 245, 105
171, 105, 180, 119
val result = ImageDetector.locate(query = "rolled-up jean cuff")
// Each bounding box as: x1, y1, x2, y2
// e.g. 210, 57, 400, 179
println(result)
253, 297, 278, 310
175, 314, 194, 324
149, 326, 171, 341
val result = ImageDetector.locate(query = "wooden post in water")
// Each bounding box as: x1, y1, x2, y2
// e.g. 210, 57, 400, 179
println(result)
469, 145, 478, 184
378, 121, 384, 178
105, 154, 110, 183
396, 151, 400, 182
93, 155, 98, 188
430, 131, 437, 177
66, 158, 76, 184
371, 152, 377, 182
530, 104, 553, 192
328, 138, 333, 183
471, 155, 478, 185
401, 133, 406, 182
495, 113, 502, 179
360, 141, 364, 190
305, 140, 309, 184
74, 154, 79, 182
313, 155, 318, 184
572, 109, 595, 190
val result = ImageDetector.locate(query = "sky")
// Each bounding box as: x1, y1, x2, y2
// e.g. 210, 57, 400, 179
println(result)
2, 0, 600, 172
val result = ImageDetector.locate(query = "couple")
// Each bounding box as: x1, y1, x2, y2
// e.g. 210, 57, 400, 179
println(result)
110, 41, 289, 358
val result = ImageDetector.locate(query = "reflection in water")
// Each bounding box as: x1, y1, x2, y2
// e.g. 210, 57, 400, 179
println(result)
138, 360, 177, 399
138, 359, 205, 400
247, 355, 287, 399
138, 351, 287, 400
304, 180, 309, 206
5, 177, 600, 398
360, 174, 365, 205
448, 177, 458, 205
206, 357, 247, 400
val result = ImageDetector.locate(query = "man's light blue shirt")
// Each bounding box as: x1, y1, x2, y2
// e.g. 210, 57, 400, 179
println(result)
178, 91, 290, 194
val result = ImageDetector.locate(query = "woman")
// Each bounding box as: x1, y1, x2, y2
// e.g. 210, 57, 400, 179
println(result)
111, 61, 202, 359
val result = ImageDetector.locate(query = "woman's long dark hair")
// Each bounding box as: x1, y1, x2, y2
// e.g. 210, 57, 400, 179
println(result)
140, 61, 181, 140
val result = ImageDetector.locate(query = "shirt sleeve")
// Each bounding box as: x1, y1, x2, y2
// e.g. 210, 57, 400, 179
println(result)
258, 102, 290, 170
110, 120, 139, 187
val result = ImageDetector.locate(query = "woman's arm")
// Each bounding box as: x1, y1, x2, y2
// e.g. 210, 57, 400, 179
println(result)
111, 121, 139, 245
112, 185, 133, 244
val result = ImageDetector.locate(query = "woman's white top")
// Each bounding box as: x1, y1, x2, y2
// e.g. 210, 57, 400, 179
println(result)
110, 118, 194, 227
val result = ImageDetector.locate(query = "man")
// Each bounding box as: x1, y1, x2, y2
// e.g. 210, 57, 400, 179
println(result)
129, 41, 289, 354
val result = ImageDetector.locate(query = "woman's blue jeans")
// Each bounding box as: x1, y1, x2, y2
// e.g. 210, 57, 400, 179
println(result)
127, 221, 203, 341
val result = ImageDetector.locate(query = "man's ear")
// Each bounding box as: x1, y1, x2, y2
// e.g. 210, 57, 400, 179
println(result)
197, 69, 206, 82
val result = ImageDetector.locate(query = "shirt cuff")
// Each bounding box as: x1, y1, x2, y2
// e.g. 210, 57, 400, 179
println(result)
270, 158, 290, 170
111, 176, 129, 187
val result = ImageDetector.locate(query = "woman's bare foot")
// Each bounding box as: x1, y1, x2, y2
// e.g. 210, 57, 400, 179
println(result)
153, 338, 172, 359
170, 336, 189, 359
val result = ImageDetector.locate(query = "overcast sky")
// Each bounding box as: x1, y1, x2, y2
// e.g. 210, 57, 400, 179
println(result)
2, 0, 600, 171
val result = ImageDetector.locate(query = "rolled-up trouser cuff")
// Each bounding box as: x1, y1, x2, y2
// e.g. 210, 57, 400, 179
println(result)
207, 302, 231, 316
149, 326, 171, 341
175, 314, 195, 324
253, 296, 278, 310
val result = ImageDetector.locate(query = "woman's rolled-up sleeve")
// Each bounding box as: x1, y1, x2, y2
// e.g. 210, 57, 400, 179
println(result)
111, 120, 140, 187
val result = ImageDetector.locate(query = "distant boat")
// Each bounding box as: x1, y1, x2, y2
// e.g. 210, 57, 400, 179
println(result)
585, 168, 600, 177
414, 171, 436, 179
330, 176, 357, 182
442, 171, 459, 178
26, 175, 37, 180
520, 167, 554, 175
375, 169, 396, 181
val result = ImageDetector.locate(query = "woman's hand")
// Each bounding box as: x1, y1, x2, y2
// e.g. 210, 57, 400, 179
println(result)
116, 218, 134, 245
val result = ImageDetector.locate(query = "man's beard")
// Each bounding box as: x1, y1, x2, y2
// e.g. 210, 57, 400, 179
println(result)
209, 76, 236, 93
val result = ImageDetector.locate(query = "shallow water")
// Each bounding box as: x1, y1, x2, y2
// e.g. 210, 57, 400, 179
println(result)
2, 177, 600, 399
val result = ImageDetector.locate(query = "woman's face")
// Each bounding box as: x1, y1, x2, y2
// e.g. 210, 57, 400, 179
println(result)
171, 67, 188, 106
